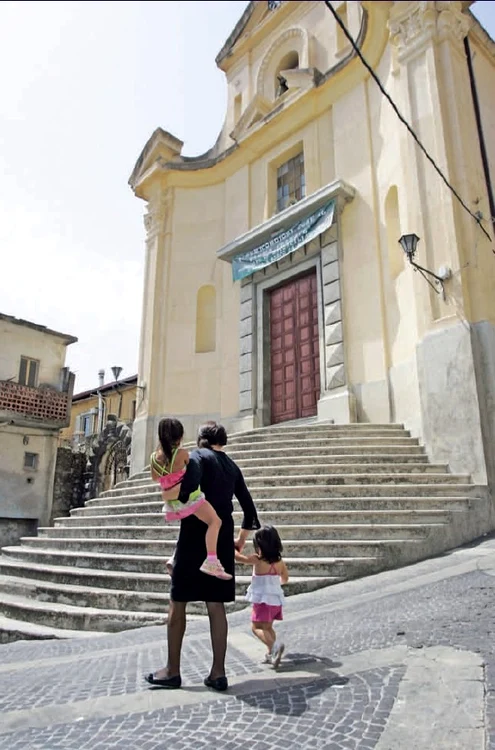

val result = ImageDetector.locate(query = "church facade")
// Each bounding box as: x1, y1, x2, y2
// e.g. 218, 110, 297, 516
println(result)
129, 1, 495, 493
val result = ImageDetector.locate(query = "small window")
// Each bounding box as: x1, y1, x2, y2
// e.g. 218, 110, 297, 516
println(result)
81, 413, 95, 437
19, 357, 39, 387
276, 152, 305, 212
131, 400, 136, 421
24, 452, 39, 470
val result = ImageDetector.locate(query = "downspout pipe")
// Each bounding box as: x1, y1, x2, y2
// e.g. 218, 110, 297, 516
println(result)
97, 369, 105, 433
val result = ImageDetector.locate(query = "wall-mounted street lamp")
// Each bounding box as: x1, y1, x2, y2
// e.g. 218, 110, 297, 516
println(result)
398, 234, 451, 298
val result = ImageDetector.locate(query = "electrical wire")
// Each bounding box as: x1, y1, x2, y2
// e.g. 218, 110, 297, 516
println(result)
323, 0, 492, 243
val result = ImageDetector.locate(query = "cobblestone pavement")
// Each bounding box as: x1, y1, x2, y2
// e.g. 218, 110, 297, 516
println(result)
1, 536, 495, 749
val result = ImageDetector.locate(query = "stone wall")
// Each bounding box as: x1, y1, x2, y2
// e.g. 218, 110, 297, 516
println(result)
0, 518, 37, 549
50, 447, 86, 524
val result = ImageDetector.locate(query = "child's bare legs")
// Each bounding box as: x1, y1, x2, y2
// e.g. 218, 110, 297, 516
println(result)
195, 501, 222, 557
252, 621, 285, 667
194, 501, 231, 580
251, 621, 276, 657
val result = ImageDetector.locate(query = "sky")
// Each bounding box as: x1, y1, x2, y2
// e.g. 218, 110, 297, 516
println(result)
0, 1, 494, 394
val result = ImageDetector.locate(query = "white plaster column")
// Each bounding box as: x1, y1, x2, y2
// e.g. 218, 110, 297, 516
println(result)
131, 186, 173, 474
388, 2, 491, 484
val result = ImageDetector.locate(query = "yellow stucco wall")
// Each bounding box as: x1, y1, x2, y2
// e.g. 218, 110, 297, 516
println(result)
60, 383, 138, 441
130, 0, 495, 468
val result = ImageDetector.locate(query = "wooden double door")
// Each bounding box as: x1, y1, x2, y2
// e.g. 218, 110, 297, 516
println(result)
269, 271, 320, 424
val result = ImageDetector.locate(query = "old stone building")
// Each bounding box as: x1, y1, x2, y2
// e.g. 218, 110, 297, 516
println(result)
0, 313, 76, 546
129, 0, 495, 498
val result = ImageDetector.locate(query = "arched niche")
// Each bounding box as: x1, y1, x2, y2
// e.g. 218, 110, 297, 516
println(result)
256, 27, 310, 101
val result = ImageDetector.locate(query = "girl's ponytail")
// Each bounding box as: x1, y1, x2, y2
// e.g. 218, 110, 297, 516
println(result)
158, 418, 184, 463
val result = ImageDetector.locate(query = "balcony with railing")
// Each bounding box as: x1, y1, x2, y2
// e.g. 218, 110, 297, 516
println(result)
0, 379, 72, 427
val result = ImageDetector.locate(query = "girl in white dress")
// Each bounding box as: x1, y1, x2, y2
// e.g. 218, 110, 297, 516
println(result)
235, 525, 289, 667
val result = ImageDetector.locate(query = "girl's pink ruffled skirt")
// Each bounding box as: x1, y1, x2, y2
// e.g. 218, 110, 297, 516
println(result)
164, 496, 206, 522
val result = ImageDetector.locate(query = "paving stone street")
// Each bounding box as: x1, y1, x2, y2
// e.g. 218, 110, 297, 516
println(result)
1, 536, 495, 749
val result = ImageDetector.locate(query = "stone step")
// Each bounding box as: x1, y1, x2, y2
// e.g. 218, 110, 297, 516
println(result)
0, 572, 334, 616
225, 445, 427, 461
0, 615, 104, 644
93, 477, 469, 508
226, 437, 417, 451
38, 520, 446, 541
246, 483, 475, 498
64, 496, 473, 523
127, 448, 429, 482
230, 423, 406, 436
19, 536, 426, 558
0, 589, 167, 632
0, 547, 378, 578
226, 429, 410, 445
234, 454, 431, 467
126, 463, 445, 489
246, 472, 465, 486
78, 487, 476, 518
129, 453, 430, 483
129, 447, 428, 481
54, 506, 460, 528
239, 463, 447, 478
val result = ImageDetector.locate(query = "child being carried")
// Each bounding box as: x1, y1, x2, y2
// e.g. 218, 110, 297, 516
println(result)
151, 417, 231, 580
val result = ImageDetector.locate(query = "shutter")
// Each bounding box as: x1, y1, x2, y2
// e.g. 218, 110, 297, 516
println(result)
18, 357, 27, 385
27, 360, 38, 387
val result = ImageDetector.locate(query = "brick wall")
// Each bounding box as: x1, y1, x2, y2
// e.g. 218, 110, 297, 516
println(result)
0, 381, 69, 424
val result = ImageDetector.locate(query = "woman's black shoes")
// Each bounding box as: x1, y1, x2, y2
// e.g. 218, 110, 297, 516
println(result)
144, 673, 182, 689
144, 672, 227, 691
204, 675, 228, 692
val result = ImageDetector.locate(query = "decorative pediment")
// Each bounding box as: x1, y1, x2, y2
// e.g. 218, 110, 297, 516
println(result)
230, 94, 272, 141
129, 128, 183, 192
216, 1, 281, 68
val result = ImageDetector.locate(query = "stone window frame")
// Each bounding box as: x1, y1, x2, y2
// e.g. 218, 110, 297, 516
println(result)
238, 221, 344, 427
217, 179, 355, 425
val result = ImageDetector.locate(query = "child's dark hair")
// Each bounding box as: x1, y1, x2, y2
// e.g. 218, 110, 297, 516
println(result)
197, 421, 228, 449
253, 525, 283, 564
158, 418, 184, 463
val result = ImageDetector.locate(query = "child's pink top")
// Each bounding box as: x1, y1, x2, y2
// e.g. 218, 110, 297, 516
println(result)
158, 469, 185, 492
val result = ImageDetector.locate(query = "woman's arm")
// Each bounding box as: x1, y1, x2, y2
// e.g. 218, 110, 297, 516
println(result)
177, 450, 202, 504
234, 466, 261, 547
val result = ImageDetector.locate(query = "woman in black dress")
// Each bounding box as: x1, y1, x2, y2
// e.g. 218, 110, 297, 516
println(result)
145, 421, 260, 692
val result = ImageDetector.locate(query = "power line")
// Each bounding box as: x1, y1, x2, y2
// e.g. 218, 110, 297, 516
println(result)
323, 0, 492, 243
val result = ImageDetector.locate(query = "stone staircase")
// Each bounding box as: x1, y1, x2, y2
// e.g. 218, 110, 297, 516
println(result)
0, 422, 490, 639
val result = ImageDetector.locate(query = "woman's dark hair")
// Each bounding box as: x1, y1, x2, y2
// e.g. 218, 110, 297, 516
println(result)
253, 525, 283, 564
158, 418, 184, 463
197, 421, 228, 449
